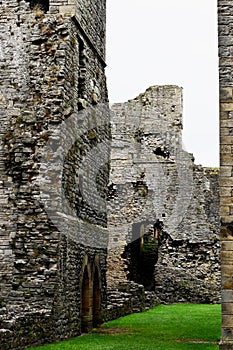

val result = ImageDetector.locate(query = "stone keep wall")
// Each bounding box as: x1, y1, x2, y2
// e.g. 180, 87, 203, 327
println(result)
107, 86, 220, 303
0, 1, 110, 349
218, 1, 233, 348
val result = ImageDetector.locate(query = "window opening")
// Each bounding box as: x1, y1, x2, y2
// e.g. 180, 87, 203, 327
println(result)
26, 0, 49, 12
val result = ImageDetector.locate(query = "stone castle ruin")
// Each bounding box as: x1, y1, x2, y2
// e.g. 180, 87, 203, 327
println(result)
0, 0, 232, 349
107, 86, 220, 304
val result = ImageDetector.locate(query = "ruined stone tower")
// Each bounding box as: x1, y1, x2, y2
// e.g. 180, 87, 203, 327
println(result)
107, 86, 220, 303
0, 1, 110, 349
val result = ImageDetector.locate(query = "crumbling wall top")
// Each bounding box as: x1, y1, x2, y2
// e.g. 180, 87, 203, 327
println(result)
11, 0, 106, 59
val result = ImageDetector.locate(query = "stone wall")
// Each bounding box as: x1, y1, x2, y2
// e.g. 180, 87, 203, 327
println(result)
0, 1, 110, 349
105, 282, 160, 323
107, 86, 220, 303
218, 1, 233, 348
155, 168, 220, 304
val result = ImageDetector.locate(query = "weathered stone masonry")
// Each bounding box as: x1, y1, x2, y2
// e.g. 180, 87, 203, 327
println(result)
219, 1, 233, 348
0, 1, 110, 349
107, 86, 220, 304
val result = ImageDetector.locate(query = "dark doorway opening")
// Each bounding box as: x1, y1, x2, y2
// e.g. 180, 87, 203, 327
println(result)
93, 267, 101, 328
123, 222, 159, 291
81, 266, 92, 333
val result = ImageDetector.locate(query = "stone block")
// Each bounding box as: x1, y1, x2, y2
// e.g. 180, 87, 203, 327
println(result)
221, 155, 233, 166
222, 291, 233, 303
220, 58, 233, 67
222, 251, 233, 264
223, 280, 233, 291
220, 187, 233, 197
220, 87, 233, 100
221, 127, 233, 136
221, 136, 233, 145
222, 326, 233, 342
222, 263, 233, 287
222, 242, 233, 251
222, 315, 233, 328
221, 167, 233, 177
222, 303, 233, 315
220, 178, 233, 187
221, 120, 233, 128
221, 197, 233, 206
221, 103, 233, 112
221, 112, 231, 120
221, 145, 232, 154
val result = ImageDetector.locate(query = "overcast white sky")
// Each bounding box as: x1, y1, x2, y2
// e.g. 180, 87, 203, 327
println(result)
106, 0, 219, 167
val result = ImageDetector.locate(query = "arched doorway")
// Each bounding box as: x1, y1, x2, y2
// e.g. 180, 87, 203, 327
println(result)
123, 222, 158, 291
93, 265, 101, 328
81, 265, 93, 333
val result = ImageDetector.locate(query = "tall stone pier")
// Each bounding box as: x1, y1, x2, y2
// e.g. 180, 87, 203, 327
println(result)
219, 1, 233, 348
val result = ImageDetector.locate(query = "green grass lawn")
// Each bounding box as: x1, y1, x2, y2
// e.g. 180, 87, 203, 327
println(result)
27, 304, 221, 350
